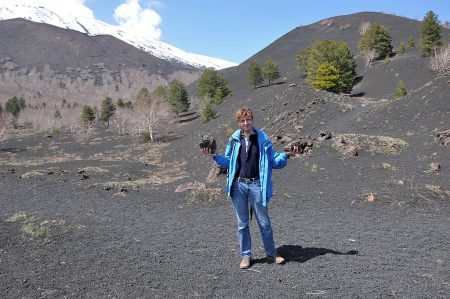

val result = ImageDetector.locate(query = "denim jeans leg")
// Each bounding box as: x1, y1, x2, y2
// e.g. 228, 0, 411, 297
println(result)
231, 182, 252, 259
248, 181, 277, 256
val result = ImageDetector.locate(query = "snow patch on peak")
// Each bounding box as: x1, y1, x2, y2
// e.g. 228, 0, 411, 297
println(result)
0, 0, 237, 70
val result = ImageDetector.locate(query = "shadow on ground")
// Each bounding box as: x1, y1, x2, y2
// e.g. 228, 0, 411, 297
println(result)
278, 245, 358, 263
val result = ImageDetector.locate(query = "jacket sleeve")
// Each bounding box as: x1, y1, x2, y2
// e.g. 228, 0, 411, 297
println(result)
213, 138, 234, 169
269, 146, 289, 169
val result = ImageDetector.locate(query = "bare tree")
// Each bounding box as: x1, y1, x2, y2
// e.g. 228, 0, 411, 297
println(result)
359, 22, 370, 35
60, 106, 82, 134
17, 107, 54, 131
74, 121, 96, 143
363, 49, 377, 67
431, 43, 450, 76
111, 107, 134, 135
135, 92, 170, 141
0, 111, 10, 142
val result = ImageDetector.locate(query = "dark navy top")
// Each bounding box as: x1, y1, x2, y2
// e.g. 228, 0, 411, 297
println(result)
236, 132, 260, 179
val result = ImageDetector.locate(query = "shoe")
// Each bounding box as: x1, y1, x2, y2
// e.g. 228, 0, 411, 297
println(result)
239, 258, 251, 269
267, 254, 285, 264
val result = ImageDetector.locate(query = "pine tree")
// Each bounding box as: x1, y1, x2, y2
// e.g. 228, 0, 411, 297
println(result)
81, 105, 95, 126
262, 59, 281, 86
5, 96, 22, 117
197, 68, 231, 99
54, 110, 62, 119
136, 87, 151, 106
420, 11, 443, 56
358, 23, 393, 59
296, 39, 356, 93
100, 97, 116, 126
312, 62, 343, 93
247, 61, 263, 88
167, 79, 189, 115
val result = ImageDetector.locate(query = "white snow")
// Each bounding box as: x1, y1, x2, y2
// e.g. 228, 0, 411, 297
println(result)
0, 0, 237, 70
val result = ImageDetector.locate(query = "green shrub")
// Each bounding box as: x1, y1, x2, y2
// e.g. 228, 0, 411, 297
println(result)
248, 61, 263, 88
81, 105, 95, 126
397, 41, 406, 55
262, 59, 281, 86
124, 101, 132, 108
197, 68, 231, 99
394, 81, 407, 99
311, 62, 343, 93
143, 131, 151, 143
420, 11, 443, 56
296, 39, 356, 93
100, 97, 116, 125
214, 88, 224, 105
384, 56, 392, 64
407, 36, 415, 48
54, 110, 62, 119
167, 80, 190, 115
116, 98, 125, 108
359, 23, 393, 59
201, 103, 217, 124
5, 96, 25, 117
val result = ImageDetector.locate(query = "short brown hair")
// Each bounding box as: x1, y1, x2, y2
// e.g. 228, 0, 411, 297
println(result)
235, 107, 253, 122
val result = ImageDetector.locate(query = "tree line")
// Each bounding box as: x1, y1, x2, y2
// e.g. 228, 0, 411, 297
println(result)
1, 10, 447, 141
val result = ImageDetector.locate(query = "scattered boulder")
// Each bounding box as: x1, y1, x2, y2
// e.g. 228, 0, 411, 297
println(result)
430, 162, 441, 173
19, 171, 45, 179
334, 136, 358, 156
436, 130, 450, 146
283, 137, 315, 155
318, 131, 333, 140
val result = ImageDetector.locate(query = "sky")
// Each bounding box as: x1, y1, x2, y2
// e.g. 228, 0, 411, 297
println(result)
80, 0, 450, 64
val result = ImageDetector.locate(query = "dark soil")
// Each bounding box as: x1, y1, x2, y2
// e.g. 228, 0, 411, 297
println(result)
1, 122, 449, 298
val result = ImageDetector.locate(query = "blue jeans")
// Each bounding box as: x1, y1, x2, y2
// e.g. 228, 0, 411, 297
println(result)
231, 180, 277, 259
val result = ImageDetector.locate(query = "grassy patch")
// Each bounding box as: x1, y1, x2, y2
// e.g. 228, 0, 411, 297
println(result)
334, 134, 408, 155
186, 187, 222, 204
6, 212, 49, 240
6, 212, 83, 242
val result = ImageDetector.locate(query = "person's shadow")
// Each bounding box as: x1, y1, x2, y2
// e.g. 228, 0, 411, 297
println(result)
252, 245, 358, 264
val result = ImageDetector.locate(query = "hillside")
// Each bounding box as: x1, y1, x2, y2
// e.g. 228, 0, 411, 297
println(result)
0, 18, 201, 104
0, 12, 449, 298
181, 11, 450, 201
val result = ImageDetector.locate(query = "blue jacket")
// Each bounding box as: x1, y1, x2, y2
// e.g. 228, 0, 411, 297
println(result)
214, 127, 289, 206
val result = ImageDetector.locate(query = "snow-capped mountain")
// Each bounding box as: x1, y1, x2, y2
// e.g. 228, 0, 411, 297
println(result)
0, 0, 237, 70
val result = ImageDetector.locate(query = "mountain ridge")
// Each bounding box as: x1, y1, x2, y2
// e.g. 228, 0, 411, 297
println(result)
0, 18, 201, 104
0, 0, 236, 70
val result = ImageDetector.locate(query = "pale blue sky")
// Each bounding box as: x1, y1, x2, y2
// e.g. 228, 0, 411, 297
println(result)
84, 0, 450, 64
